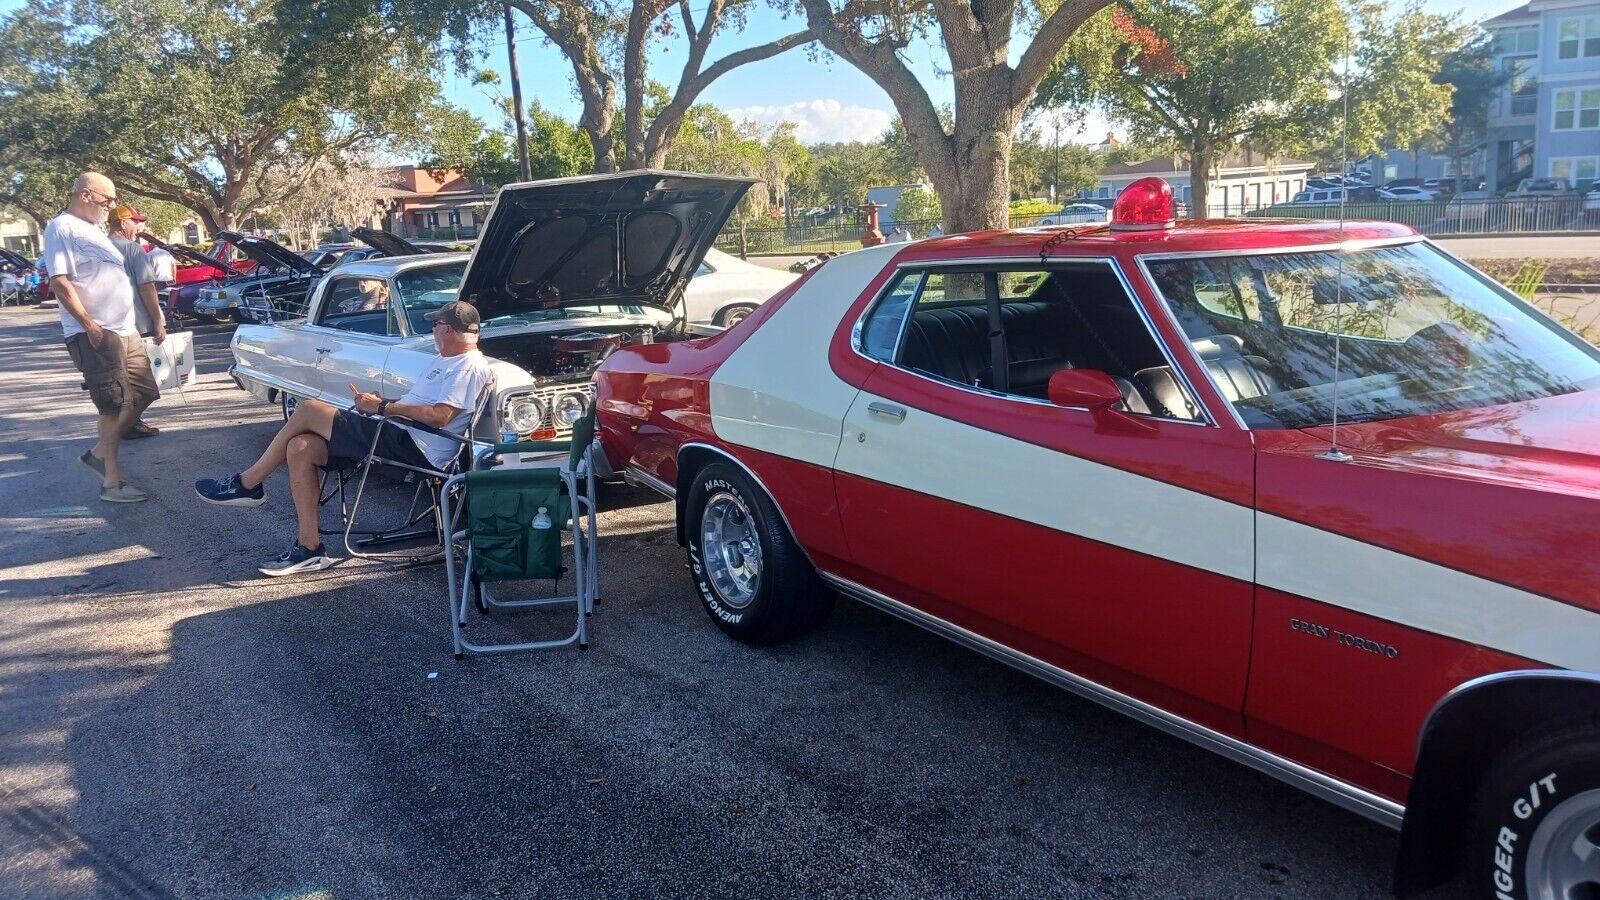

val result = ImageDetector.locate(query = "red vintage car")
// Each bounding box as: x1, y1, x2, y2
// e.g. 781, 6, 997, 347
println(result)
585, 177, 1600, 899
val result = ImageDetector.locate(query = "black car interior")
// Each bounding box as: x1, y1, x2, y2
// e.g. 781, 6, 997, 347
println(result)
884, 265, 1252, 420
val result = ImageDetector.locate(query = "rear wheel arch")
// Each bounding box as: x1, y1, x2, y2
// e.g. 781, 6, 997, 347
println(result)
1395, 670, 1600, 897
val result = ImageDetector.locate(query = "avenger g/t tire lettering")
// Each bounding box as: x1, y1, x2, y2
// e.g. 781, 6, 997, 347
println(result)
1464, 722, 1600, 900
684, 461, 832, 644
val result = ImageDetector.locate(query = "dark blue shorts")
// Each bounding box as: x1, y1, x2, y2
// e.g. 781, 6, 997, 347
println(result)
324, 410, 432, 471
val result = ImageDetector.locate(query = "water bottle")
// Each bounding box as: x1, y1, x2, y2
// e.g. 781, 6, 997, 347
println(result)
531, 506, 552, 531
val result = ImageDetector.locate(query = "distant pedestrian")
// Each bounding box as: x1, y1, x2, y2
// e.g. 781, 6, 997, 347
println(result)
145, 239, 177, 300
44, 172, 160, 502
108, 205, 166, 441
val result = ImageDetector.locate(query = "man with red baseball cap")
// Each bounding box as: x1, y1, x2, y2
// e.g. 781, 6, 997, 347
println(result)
107, 204, 164, 439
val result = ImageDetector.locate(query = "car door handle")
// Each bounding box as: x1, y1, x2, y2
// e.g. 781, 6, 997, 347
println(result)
867, 402, 906, 422
314, 347, 332, 354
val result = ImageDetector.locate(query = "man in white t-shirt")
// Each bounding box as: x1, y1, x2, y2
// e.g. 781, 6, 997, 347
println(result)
195, 300, 494, 576
45, 172, 160, 503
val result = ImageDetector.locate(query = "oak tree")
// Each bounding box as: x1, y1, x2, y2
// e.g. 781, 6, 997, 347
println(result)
796, 0, 1114, 232
1036, 0, 1347, 218
0, 0, 444, 232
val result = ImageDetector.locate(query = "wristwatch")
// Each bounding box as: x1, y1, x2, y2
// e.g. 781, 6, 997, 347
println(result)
377, 399, 391, 416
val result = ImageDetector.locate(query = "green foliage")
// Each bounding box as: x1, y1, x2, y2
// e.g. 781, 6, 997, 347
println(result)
421, 101, 592, 187
135, 199, 191, 241
1009, 124, 1105, 199
893, 185, 941, 222
0, 0, 446, 230
528, 102, 595, 179
1037, 0, 1349, 214
1008, 198, 1062, 217
1431, 34, 1507, 186
1344, 4, 1464, 158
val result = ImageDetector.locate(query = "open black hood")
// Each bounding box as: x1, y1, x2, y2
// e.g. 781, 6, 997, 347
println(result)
139, 232, 241, 276
0, 248, 29, 271
352, 226, 428, 257
457, 170, 754, 318
216, 231, 322, 274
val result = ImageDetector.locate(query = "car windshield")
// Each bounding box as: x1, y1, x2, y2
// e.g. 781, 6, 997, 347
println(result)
395, 261, 468, 333
1145, 242, 1600, 429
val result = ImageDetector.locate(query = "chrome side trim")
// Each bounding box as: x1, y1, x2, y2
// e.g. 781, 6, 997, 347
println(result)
819, 570, 1406, 830
677, 442, 818, 569
624, 465, 675, 499
1134, 234, 1425, 262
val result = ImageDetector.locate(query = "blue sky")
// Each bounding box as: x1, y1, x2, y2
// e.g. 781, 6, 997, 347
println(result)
1, 0, 1518, 145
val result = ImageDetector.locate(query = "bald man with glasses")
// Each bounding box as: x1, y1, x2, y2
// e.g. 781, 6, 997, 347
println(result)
44, 172, 160, 503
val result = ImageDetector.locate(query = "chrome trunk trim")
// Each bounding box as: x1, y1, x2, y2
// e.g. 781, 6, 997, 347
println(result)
818, 570, 1406, 830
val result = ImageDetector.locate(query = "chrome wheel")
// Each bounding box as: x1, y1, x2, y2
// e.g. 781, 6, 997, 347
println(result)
699, 490, 761, 609
719, 305, 754, 328
1526, 788, 1600, 900
281, 392, 298, 421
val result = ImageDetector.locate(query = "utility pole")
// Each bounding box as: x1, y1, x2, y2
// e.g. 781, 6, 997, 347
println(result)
503, 0, 532, 182
1053, 116, 1061, 203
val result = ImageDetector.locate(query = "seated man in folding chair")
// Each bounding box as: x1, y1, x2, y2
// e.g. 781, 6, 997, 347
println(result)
194, 301, 493, 576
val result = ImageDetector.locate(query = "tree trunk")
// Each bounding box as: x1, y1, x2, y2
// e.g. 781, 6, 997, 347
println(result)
622, 6, 651, 169
1189, 143, 1214, 219
588, 126, 618, 173
941, 97, 1017, 233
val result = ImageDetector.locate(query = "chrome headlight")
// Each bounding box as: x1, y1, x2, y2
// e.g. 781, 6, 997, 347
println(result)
503, 395, 546, 434
554, 392, 588, 426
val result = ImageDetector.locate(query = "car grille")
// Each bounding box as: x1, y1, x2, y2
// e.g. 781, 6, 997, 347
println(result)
496, 382, 595, 438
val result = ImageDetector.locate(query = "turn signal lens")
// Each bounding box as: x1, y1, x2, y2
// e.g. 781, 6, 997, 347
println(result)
1111, 177, 1176, 232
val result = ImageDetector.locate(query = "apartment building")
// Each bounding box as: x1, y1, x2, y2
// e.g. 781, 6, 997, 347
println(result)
1483, 1, 1600, 191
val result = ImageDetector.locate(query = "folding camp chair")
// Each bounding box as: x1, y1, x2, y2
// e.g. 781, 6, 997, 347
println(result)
440, 406, 600, 657
319, 384, 496, 566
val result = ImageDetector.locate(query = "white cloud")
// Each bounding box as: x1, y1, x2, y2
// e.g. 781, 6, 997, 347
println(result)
724, 99, 894, 144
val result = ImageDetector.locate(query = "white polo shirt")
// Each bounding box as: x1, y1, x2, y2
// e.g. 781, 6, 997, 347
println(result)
42, 213, 136, 339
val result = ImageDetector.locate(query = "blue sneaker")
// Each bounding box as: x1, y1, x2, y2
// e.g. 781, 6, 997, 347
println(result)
195, 473, 265, 507
258, 543, 334, 577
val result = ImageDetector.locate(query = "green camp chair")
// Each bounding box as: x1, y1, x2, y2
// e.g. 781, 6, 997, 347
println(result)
439, 406, 600, 657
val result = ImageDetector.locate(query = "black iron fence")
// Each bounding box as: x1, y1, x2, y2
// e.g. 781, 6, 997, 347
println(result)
717, 197, 1598, 255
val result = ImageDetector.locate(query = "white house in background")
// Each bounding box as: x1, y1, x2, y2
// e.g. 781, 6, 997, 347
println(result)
1086, 151, 1315, 214
1, 217, 42, 256
865, 184, 926, 229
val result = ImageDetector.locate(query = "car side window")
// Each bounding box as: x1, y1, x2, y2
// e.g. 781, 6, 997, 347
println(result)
694, 261, 714, 277
867, 264, 1201, 420
317, 276, 396, 335
859, 270, 922, 361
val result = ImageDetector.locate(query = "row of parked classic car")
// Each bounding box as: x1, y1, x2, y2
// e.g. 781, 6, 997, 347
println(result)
226, 170, 1600, 900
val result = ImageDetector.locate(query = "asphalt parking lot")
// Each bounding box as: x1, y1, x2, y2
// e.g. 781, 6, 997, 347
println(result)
0, 305, 1410, 899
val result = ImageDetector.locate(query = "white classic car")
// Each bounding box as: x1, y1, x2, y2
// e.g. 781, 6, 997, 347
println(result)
683, 247, 797, 327
229, 171, 755, 447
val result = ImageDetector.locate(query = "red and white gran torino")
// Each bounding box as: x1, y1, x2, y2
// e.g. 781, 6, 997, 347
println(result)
593, 179, 1600, 900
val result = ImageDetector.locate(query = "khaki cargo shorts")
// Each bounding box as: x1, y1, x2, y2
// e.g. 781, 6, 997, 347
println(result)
65, 331, 160, 415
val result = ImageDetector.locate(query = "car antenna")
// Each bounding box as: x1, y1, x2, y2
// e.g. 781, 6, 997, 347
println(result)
1318, 26, 1355, 464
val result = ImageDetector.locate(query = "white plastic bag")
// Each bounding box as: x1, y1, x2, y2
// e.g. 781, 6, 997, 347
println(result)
145, 331, 195, 391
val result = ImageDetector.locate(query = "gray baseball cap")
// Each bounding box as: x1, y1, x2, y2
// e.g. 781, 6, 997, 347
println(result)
423, 300, 481, 333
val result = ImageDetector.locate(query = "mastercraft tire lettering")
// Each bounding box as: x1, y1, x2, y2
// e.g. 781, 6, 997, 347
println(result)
1465, 723, 1600, 900
683, 462, 832, 644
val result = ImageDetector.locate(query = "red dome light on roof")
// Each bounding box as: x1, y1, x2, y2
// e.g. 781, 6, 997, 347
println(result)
1111, 177, 1176, 232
